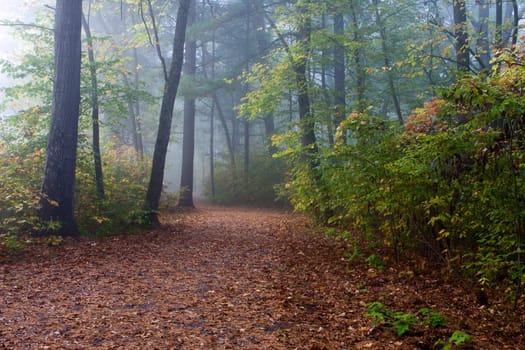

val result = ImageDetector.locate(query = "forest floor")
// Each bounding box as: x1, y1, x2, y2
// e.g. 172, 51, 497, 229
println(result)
0, 206, 523, 349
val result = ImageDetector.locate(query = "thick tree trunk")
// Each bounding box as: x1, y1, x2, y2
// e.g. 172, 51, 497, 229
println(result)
37, 0, 82, 236
144, 0, 191, 223
178, 0, 197, 208
81, 12, 105, 200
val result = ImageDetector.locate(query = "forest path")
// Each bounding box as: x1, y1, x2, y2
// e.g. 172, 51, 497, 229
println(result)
0, 206, 521, 349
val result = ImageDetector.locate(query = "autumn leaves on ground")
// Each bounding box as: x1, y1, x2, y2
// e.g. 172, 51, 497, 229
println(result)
0, 206, 523, 349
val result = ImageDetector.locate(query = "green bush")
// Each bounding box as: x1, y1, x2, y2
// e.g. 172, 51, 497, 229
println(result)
277, 50, 525, 296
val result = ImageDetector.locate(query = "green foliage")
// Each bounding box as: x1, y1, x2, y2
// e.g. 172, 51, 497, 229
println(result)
0, 10, 156, 239
365, 302, 417, 336
366, 254, 387, 271
417, 307, 447, 328
448, 330, 472, 347
0, 234, 26, 256
75, 144, 151, 236
435, 330, 473, 349
277, 50, 525, 297
366, 302, 447, 337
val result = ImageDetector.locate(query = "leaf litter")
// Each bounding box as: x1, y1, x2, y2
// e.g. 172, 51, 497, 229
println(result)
0, 206, 523, 349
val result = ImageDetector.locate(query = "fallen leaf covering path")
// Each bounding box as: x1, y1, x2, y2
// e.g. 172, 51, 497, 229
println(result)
0, 206, 523, 349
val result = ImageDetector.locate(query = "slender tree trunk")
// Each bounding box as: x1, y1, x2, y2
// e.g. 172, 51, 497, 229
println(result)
243, 1, 251, 184
476, 0, 491, 73
178, 0, 197, 208
295, 1, 317, 159
213, 94, 236, 168
453, 0, 469, 73
81, 12, 105, 200
144, 0, 191, 223
209, 101, 216, 202
132, 48, 144, 159
349, 2, 366, 113
38, 0, 82, 236
253, 0, 277, 155
510, 0, 519, 48
496, 0, 503, 49
333, 10, 346, 139
373, 0, 403, 124
320, 14, 334, 145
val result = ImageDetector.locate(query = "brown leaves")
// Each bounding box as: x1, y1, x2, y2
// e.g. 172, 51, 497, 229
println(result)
0, 206, 522, 349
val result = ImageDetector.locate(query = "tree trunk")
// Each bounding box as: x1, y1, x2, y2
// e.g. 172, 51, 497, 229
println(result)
373, 0, 403, 124
37, 0, 82, 236
132, 48, 144, 159
209, 101, 216, 202
144, 0, 191, 223
81, 12, 105, 200
178, 0, 197, 208
333, 10, 346, 138
295, 1, 317, 159
349, 2, 366, 113
453, 0, 469, 73
476, 0, 491, 73
253, 0, 277, 155
496, 0, 503, 49
213, 94, 236, 168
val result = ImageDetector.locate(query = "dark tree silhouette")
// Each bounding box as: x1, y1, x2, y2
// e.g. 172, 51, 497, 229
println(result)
144, 0, 191, 223
37, 0, 82, 236
178, 0, 197, 208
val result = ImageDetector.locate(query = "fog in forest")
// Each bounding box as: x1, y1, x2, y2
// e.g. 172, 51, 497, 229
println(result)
1, 0, 524, 212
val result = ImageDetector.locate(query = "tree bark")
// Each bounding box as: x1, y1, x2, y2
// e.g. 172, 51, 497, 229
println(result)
253, 0, 277, 155
37, 0, 82, 236
476, 0, 491, 72
333, 10, 346, 138
453, 0, 469, 73
144, 0, 191, 223
295, 1, 317, 159
81, 11, 105, 200
372, 0, 403, 124
178, 0, 197, 208
349, 2, 366, 113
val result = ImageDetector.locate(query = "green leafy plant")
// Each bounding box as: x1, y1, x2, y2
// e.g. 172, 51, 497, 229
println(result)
417, 307, 447, 328
365, 302, 417, 336
366, 254, 387, 271
366, 303, 448, 337
435, 330, 473, 349
448, 330, 472, 346
0, 234, 25, 256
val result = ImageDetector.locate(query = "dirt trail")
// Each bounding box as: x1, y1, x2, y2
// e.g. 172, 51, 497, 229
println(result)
0, 206, 522, 349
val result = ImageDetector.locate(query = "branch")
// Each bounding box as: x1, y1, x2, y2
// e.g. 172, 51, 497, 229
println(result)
139, 0, 168, 81
0, 21, 52, 32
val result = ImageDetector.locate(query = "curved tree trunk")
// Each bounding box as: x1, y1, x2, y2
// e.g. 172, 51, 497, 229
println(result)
37, 0, 82, 236
144, 0, 191, 223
